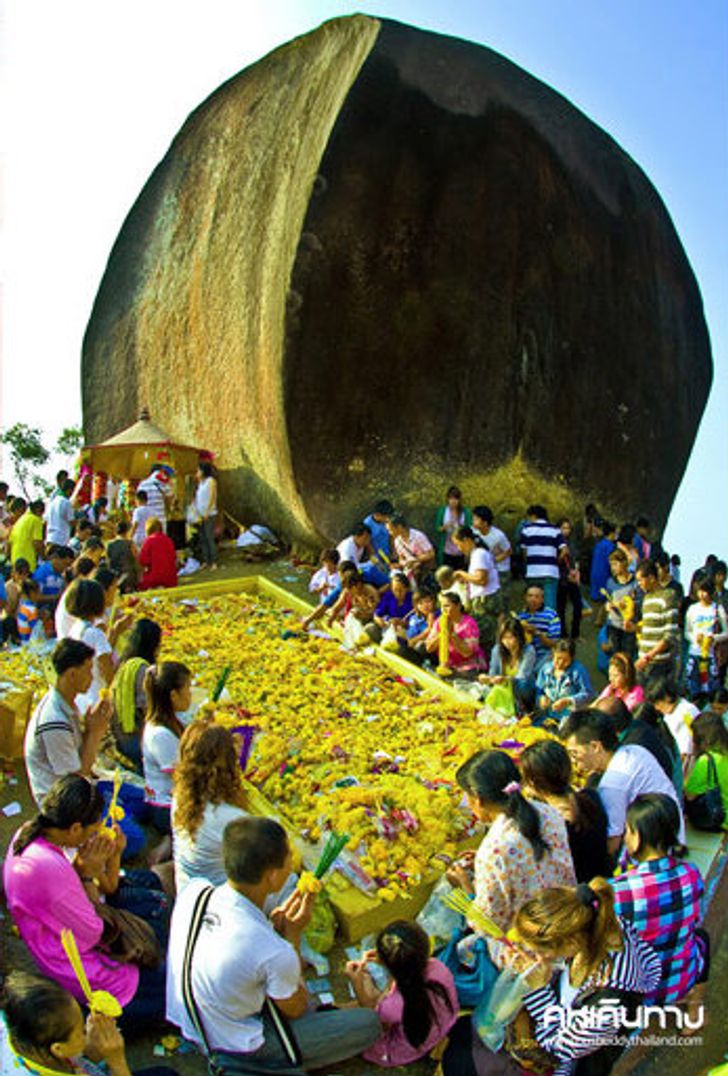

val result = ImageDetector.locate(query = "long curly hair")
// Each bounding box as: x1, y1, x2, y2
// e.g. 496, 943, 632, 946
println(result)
173, 718, 247, 841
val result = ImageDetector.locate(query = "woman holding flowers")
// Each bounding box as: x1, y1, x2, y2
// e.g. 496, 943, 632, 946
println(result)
3, 775, 168, 1031
425, 591, 486, 676
450, 750, 576, 969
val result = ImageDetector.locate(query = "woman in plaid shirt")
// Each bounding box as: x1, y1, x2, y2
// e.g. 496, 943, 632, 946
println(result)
611, 793, 707, 1003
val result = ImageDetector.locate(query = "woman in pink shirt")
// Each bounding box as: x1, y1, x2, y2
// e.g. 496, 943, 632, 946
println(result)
346, 920, 457, 1067
597, 651, 645, 712
3, 774, 167, 1030
425, 591, 486, 674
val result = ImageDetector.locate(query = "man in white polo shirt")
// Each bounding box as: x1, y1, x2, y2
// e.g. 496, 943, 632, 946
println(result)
453, 525, 501, 654
167, 816, 380, 1074
562, 708, 685, 861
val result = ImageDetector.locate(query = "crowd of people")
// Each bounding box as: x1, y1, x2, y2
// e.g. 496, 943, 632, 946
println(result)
0, 477, 726, 1075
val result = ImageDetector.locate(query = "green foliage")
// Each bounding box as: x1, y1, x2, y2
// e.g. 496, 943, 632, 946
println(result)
0, 423, 50, 498
55, 425, 84, 457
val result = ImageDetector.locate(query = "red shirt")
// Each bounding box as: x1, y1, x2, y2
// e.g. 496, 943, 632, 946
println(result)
139, 531, 178, 589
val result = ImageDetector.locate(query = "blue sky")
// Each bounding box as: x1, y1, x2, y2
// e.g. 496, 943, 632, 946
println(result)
2, 1, 725, 571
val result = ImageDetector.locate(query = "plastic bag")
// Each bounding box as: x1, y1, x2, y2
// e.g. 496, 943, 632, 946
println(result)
303, 890, 337, 953
417, 875, 463, 950
483, 681, 516, 718
380, 624, 400, 652
342, 613, 369, 651
473, 966, 531, 1050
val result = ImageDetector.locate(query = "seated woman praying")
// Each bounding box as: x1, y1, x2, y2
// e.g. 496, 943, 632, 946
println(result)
424, 591, 486, 677
480, 616, 537, 714
3, 775, 169, 1032
448, 750, 576, 971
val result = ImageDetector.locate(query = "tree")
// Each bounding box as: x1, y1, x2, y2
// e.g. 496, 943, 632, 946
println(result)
0, 423, 50, 498
55, 425, 84, 457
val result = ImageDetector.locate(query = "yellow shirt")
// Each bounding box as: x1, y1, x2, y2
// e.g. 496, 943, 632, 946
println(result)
9, 511, 44, 570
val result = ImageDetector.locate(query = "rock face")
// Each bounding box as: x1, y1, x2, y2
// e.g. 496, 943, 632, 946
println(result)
83, 16, 712, 545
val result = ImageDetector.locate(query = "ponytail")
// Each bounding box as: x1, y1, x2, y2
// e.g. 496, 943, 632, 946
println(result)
457, 750, 550, 863
13, 775, 104, 857
515, 877, 622, 985
144, 660, 190, 737
376, 921, 453, 1048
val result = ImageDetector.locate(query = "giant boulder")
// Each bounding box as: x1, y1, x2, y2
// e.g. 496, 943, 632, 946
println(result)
82, 15, 712, 545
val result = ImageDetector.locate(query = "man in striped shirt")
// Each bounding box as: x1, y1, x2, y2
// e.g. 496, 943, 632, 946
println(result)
137, 465, 174, 525
634, 560, 679, 682
520, 505, 565, 611
519, 583, 562, 671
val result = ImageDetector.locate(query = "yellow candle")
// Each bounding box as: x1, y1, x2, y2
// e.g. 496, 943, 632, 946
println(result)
437, 610, 452, 677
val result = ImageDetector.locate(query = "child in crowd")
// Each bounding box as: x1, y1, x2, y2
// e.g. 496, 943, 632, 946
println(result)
132, 489, 153, 551
604, 548, 639, 659
308, 548, 341, 602
142, 661, 191, 836
346, 920, 457, 1067
139, 519, 178, 591
612, 794, 707, 1002
1, 557, 30, 644
434, 565, 468, 608
683, 573, 728, 700
17, 578, 41, 644
400, 589, 437, 664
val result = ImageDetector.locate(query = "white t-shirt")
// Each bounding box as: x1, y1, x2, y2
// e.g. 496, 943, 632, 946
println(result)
468, 546, 499, 598
598, 743, 685, 842
173, 800, 246, 892
132, 505, 155, 549
480, 525, 512, 575
337, 535, 366, 566
166, 879, 301, 1053
68, 619, 113, 711
46, 495, 75, 546
55, 588, 75, 638
194, 477, 217, 519
24, 688, 83, 806
663, 699, 699, 760
143, 723, 180, 806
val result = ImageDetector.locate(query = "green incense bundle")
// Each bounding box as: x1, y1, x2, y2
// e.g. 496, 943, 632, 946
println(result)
211, 665, 232, 702
314, 832, 350, 879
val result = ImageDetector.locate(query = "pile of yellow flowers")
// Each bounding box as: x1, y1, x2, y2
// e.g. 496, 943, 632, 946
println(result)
0, 647, 48, 698
126, 591, 551, 893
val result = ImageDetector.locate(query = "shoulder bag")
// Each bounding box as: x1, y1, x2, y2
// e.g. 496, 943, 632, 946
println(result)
685, 754, 725, 831
182, 886, 303, 1071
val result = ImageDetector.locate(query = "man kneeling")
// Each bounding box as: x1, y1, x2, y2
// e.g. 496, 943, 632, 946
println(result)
167, 816, 381, 1074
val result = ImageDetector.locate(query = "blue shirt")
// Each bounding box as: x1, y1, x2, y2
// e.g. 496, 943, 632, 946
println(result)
363, 514, 391, 561
536, 659, 592, 717
590, 537, 616, 600
32, 561, 65, 598
407, 611, 430, 639
375, 590, 413, 621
